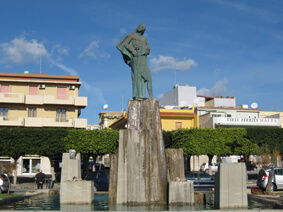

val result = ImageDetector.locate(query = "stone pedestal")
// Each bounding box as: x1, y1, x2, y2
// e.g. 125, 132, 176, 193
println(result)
60, 181, 94, 204
60, 152, 94, 204
214, 163, 247, 209
168, 181, 194, 206
165, 149, 185, 181
166, 149, 194, 206
108, 154, 118, 203
116, 99, 167, 205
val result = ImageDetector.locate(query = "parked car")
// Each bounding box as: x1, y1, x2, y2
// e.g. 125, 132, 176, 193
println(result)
245, 161, 257, 171
257, 168, 283, 191
200, 162, 218, 172
0, 174, 9, 193
85, 170, 109, 192
185, 171, 215, 190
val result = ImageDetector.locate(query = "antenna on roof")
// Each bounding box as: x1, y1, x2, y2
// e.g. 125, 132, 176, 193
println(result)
174, 65, 177, 85
38, 46, 43, 74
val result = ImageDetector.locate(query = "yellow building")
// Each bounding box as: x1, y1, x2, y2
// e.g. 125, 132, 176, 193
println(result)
0, 72, 87, 179
99, 111, 126, 128
160, 107, 198, 130
108, 106, 198, 130
0, 72, 87, 128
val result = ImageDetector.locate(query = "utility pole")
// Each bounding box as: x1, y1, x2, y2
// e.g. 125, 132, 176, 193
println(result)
38, 46, 43, 74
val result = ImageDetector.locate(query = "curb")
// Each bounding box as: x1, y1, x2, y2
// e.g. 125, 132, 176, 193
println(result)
248, 194, 283, 209
0, 191, 42, 205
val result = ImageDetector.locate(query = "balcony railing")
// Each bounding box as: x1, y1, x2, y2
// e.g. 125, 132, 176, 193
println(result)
10, 94, 88, 107
0, 93, 25, 103
24, 117, 87, 128
0, 116, 24, 126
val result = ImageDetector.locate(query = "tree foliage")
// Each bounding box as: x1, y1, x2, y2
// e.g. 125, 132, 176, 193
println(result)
164, 128, 259, 167
246, 127, 283, 154
64, 128, 119, 155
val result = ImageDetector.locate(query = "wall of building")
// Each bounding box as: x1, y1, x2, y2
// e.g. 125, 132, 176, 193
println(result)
260, 111, 283, 127
178, 85, 197, 107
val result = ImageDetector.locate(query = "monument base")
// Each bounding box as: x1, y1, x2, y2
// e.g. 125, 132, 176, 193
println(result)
60, 152, 94, 204
60, 181, 94, 204
168, 181, 194, 206
214, 163, 248, 209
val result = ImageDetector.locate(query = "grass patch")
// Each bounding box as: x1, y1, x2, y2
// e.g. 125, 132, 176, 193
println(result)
0, 193, 23, 199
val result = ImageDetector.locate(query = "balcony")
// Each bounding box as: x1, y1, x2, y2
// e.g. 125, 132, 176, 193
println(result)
0, 116, 24, 126
25, 95, 44, 105
43, 95, 74, 105
25, 95, 87, 107
0, 93, 25, 104
24, 117, 87, 128
74, 97, 88, 107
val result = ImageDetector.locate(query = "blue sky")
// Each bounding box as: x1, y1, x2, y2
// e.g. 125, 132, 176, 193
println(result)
0, 0, 282, 124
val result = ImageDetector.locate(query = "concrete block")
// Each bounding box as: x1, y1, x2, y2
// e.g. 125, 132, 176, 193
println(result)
214, 163, 248, 209
166, 149, 185, 181
61, 153, 81, 182
60, 181, 94, 204
108, 153, 118, 203
168, 181, 194, 206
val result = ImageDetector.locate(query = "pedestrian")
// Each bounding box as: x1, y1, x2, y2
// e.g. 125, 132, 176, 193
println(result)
35, 169, 46, 189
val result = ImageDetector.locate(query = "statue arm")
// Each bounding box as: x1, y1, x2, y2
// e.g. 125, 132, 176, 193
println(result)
144, 39, 150, 56
123, 35, 138, 57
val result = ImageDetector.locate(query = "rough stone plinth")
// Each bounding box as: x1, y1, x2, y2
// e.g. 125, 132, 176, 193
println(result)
60, 181, 94, 204
168, 181, 194, 206
116, 99, 167, 205
214, 163, 248, 209
108, 154, 118, 203
60, 152, 94, 204
165, 149, 185, 181
60, 152, 81, 182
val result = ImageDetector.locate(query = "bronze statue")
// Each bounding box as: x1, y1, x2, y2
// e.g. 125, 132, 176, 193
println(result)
117, 24, 154, 100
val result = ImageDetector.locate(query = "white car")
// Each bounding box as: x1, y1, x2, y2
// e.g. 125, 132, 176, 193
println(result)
257, 168, 283, 191
0, 174, 9, 193
200, 162, 218, 172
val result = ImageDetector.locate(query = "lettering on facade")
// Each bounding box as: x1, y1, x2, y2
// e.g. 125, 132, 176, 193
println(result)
216, 117, 279, 126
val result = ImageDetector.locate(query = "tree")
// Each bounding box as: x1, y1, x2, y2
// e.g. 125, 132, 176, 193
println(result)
0, 128, 30, 184
165, 128, 259, 171
64, 128, 119, 177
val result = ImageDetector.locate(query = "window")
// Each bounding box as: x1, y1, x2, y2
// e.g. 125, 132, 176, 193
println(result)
29, 85, 38, 95
0, 107, 8, 120
22, 158, 41, 174
212, 114, 221, 117
57, 87, 67, 99
28, 108, 37, 117
56, 109, 66, 122
175, 122, 183, 130
227, 114, 232, 117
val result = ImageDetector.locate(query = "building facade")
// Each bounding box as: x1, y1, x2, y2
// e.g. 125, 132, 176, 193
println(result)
0, 72, 88, 178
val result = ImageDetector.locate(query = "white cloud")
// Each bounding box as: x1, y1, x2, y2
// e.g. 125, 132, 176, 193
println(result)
50, 59, 78, 76
79, 40, 110, 60
120, 28, 128, 35
51, 44, 69, 62
0, 37, 48, 64
198, 78, 228, 96
157, 93, 164, 100
150, 55, 197, 73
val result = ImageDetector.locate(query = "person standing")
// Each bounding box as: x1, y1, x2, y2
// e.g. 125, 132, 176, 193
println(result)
35, 169, 46, 189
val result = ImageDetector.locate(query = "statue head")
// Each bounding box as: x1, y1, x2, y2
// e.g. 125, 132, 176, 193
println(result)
135, 24, 146, 35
